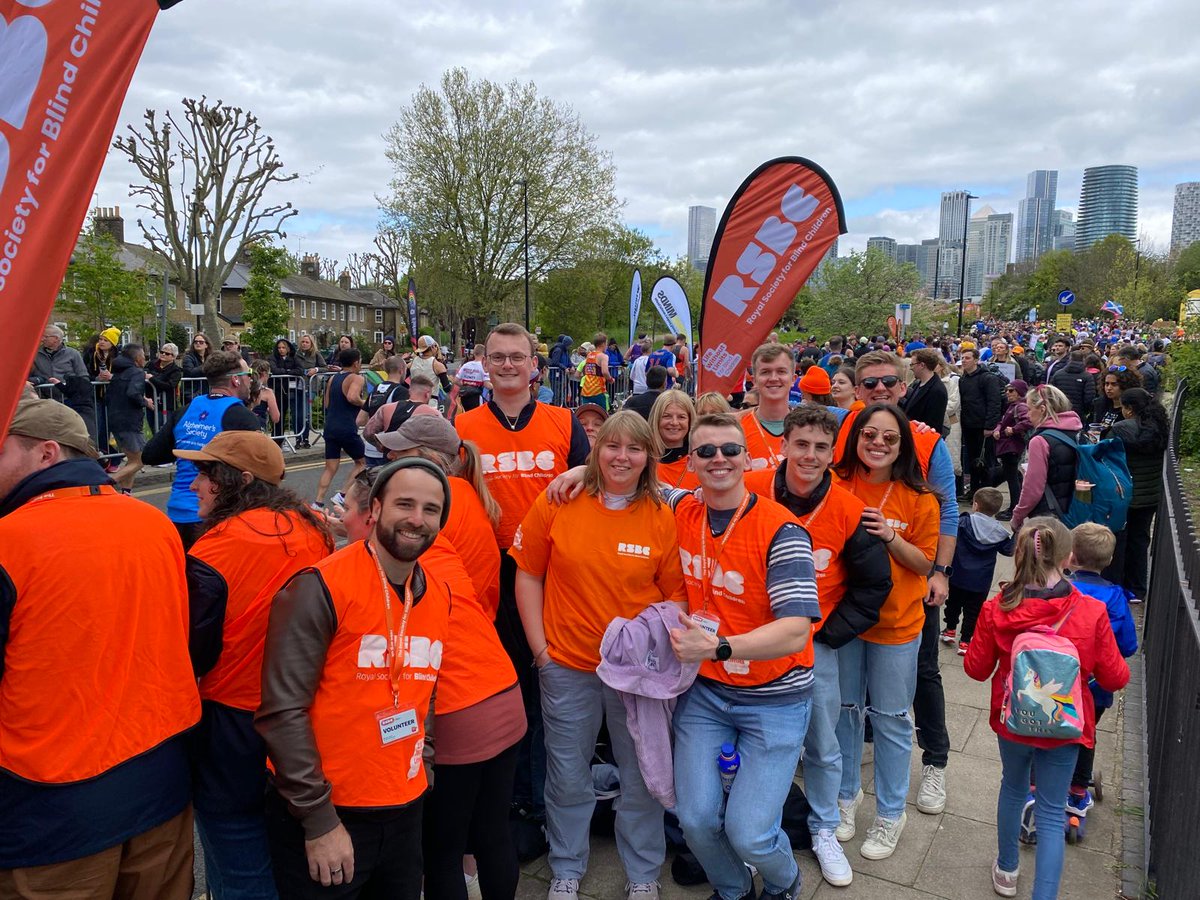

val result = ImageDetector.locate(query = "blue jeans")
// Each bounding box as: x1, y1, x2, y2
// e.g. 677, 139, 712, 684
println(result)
539, 661, 664, 883
673, 679, 811, 900
996, 737, 1079, 900
836, 635, 920, 820
196, 808, 278, 900
802, 640, 842, 833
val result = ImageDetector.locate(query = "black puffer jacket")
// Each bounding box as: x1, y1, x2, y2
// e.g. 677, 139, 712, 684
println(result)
1111, 417, 1167, 509
1031, 424, 1081, 519
1049, 360, 1096, 421
105, 355, 149, 434
958, 367, 1003, 430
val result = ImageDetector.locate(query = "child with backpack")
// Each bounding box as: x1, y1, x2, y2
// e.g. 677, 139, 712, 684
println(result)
964, 517, 1129, 899
940, 487, 1013, 656
1065, 523, 1138, 822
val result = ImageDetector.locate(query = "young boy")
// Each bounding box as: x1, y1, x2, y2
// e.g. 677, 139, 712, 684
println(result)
941, 487, 1013, 655
1066, 523, 1138, 816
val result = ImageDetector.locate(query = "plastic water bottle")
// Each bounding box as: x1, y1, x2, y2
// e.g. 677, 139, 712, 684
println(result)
718, 742, 740, 793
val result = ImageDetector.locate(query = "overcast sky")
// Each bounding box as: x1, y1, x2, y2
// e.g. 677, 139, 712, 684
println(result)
93, 0, 1200, 272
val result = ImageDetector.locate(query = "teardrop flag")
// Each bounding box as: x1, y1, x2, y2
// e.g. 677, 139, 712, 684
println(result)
629, 268, 642, 348
697, 157, 845, 396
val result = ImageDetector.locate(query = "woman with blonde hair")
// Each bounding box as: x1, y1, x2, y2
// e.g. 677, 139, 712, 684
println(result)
650, 390, 699, 489
512, 410, 686, 900
693, 391, 732, 416
1009, 385, 1083, 531
965, 518, 1128, 899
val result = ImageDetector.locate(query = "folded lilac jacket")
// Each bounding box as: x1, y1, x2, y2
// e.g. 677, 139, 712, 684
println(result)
597, 601, 699, 809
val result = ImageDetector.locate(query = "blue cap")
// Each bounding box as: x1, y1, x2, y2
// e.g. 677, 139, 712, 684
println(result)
720, 742, 736, 756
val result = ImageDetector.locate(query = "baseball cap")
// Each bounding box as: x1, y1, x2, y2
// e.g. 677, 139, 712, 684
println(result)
173, 430, 286, 485
416, 335, 438, 352
375, 414, 463, 457
574, 403, 608, 422
8, 396, 99, 458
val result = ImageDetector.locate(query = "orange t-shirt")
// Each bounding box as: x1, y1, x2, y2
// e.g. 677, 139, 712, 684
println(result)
834, 473, 939, 644
834, 409, 940, 475
738, 409, 784, 472
510, 491, 687, 671
456, 403, 575, 548
658, 455, 699, 490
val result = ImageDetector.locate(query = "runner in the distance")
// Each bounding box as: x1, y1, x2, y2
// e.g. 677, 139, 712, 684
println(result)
315, 348, 366, 509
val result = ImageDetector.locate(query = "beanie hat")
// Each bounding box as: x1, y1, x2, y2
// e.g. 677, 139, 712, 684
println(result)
100, 327, 121, 347
1008, 379, 1029, 398
798, 366, 832, 395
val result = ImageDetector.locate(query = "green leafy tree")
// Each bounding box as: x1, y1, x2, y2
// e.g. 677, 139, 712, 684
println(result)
241, 242, 293, 354
58, 228, 152, 337
790, 248, 924, 337
382, 68, 620, 323
1174, 241, 1200, 295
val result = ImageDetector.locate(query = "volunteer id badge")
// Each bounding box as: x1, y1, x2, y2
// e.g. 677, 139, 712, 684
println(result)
376, 707, 419, 746
691, 611, 720, 637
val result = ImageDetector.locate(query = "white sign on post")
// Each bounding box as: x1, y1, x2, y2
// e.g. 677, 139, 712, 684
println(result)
895, 302, 912, 325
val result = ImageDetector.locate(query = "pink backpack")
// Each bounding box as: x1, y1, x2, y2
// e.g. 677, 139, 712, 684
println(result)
1001, 606, 1085, 740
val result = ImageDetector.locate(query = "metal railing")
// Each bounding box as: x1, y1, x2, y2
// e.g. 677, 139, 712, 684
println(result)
1141, 378, 1200, 899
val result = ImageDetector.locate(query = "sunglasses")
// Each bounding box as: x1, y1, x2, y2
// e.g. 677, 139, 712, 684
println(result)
860, 375, 900, 389
859, 428, 901, 447
1107, 365, 1128, 372
691, 443, 746, 459
193, 340, 207, 345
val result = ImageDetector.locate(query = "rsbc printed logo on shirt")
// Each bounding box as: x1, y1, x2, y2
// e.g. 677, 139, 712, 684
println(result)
356, 634, 444, 681
679, 548, 744, 597
480, 450, 558, 475
617, 542, 652, 559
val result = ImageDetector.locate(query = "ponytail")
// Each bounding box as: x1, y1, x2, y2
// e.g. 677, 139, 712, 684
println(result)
999, 516, 1071, 611
454, 438, 502, 529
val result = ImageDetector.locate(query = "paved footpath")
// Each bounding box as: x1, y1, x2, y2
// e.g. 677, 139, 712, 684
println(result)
516, 556, 1134, 900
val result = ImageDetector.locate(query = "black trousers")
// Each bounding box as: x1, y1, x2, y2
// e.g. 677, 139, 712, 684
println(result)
1072, 707, 1107, 789
914, 602, 950, 769
265, 789, 422, 900
998, 452, 1023, 510
943, 585, 988, 643
423, 743, 521, 900
961, 427, 986, 494
1104, 506, 1156, 600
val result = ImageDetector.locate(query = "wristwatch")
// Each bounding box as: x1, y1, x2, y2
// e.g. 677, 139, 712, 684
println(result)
714, 636, 733, 661
930, 564, 954, 578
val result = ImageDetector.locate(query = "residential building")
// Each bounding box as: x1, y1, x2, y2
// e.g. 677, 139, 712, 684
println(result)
1075, 165, 1138, 251
687, 205, 716, 272
1015, 170, 1058, 262
866, 236, 897, 260
965, 206, 1013, 299
1171, 182, 1200, 251
1052, 209, 1076, 252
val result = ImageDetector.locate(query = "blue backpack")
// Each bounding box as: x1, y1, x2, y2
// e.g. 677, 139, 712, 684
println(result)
1040, 430, 1132, 532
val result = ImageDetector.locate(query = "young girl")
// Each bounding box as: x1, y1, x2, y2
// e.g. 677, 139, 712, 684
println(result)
964, 517, 1129, 899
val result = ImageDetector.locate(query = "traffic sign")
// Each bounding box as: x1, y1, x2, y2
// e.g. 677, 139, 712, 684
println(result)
1058, 290, 1075, 306
895, 303, 912, 325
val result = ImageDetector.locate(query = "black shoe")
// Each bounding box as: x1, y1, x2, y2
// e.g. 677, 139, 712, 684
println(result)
759, 869, 800, 900
997, 509, 1013, 522
298, 438, 311, 449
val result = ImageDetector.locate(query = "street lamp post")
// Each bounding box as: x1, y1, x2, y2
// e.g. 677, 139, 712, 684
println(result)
516, 179, 530, 330
957, 192, 978, 334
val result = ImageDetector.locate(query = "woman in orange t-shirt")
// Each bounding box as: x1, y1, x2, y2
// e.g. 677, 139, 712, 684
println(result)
650, 389, 699, 489
512, 410, 686, 895
830, 402, 940, 859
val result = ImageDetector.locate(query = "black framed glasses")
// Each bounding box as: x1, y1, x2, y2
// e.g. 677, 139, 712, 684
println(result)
692, 443, 746, 459
860, 375, 900, 389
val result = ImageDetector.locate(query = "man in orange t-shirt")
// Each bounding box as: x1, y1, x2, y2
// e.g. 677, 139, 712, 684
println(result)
737, 343, 794, 471
669, 413, 821, 900
454, 322, 590, 826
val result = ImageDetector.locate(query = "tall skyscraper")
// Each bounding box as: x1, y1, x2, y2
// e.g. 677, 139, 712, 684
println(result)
965, 206, 1013, 298
1171, 182, 1200, 251
687, 205, 716, 272
896, 243, 921, 269
918, 238, 939, 296
1075, 166, 1138, 251
939, 191, 970, 248
1015, 170, 1058, 263
866, 236, 897, 260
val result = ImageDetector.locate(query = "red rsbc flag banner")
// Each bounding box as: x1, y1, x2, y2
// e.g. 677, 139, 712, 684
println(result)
697, 157, 846, 397
0, 0, 163, 440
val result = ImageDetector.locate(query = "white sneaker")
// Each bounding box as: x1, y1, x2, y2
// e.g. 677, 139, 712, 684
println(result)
835, 788, 863, 841
548, 878, 579, 900
811, 829, 853, 886
465, 873, 482, 900
625, 882, 660, 900
331, 490, 346, 507
917, 764, 947, 814
860, 812, 906, 860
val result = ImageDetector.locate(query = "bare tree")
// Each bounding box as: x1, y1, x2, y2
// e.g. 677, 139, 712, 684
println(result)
318, 255, 341, 283
344, 251, 383, 290
114, 97, 299, 338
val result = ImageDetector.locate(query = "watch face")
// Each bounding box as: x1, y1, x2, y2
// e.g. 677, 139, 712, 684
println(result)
716, 638, 733, 661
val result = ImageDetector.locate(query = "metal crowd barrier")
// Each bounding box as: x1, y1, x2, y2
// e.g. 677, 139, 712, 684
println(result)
35, 378, 166, 463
